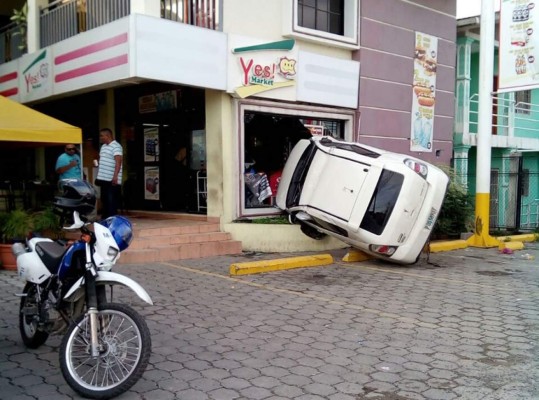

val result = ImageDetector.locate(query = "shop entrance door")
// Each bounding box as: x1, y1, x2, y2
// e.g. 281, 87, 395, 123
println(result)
134, 122, 191, 212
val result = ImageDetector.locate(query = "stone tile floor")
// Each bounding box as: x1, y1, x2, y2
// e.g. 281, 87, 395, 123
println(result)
0, 243, 538, 399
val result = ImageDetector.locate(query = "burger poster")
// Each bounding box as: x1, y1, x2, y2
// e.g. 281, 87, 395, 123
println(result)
411, 32, 438, 152
499, 0, 539, 91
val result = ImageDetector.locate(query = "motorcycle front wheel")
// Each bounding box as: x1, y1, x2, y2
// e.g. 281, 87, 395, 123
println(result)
19, 283, 50, 348
59, 303, 151, 399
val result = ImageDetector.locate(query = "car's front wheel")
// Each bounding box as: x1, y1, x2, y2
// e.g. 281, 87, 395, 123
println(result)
300, 223, 327, 240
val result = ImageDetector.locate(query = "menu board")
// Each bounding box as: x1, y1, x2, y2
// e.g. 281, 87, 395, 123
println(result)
499, 0, 539, 91
410, 32, 438, 152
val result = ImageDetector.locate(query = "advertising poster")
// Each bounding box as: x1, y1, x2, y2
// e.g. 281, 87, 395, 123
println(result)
143, 126, 159, 162
190, 130, 206, 170
144, 167, 160, 201
411, 32, 438, 152
139, 90, 178, 113
499, 0, 539, 91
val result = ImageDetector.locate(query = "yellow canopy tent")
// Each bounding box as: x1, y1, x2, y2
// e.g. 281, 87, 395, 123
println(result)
0, 95, 81, 145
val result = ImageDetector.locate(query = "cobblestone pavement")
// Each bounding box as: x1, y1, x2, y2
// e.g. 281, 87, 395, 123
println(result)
0, 243, 538, 400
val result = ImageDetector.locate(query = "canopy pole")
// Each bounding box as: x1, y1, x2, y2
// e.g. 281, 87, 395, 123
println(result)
467, 0, 499, 248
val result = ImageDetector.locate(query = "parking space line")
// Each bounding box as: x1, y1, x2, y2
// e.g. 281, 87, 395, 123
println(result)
161, 262, 438, 329
335, 261, 516, 292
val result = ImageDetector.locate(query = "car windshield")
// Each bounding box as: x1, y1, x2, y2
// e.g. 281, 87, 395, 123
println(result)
359, 170, 404, 235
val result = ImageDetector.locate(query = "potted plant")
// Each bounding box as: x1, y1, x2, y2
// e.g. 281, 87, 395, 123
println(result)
0, 208, 33, 270
10, 2, 28, 53
33, 207, 63, 240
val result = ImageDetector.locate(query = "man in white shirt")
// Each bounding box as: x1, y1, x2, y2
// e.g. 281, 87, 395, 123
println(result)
95, 128, 123, 219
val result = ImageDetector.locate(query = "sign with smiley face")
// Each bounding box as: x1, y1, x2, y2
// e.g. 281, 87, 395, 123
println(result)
229, 37, 298, 99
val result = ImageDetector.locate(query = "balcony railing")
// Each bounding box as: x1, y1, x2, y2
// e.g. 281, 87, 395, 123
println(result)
0, 0, 220, 64
468, 93, 539, 139
0, 22, 24, 64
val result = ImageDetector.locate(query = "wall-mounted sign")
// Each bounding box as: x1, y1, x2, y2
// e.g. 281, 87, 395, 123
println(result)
304, 124, 324, 136
230, 38, 297, 99
20, 50, 52, 103
499, 0, 539, 91
410, 32, 438, 152
139, 90, 178, 114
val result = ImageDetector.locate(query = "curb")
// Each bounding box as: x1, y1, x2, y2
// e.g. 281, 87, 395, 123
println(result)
229, 254, 334, 275
429, 239, 468, 253
429, 234, 536, 253
342, 249, 373, 262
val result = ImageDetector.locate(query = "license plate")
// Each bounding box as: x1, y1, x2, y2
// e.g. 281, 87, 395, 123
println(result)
425, 207, 438, 230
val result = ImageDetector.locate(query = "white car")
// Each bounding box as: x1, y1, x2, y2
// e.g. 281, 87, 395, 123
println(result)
276, 136, 449, 264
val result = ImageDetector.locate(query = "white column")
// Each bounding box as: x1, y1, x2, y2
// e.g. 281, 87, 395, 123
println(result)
26, 0, 48, 53
467, 0, 499, 247
130, 0, 161, 17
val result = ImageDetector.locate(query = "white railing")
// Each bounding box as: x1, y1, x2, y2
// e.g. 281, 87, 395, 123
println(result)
0, 22, 24, 63
0, 0, 220, 64
468, 93, 539, 138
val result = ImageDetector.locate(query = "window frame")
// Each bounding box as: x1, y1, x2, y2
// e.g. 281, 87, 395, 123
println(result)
238, 100, 356, 217
282, 0, 359, 49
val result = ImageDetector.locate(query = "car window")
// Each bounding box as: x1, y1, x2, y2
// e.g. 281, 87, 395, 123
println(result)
360, 170, 404, 235
319, 137, 380, 158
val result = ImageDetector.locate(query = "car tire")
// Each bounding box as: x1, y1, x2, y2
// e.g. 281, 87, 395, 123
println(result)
288, 213, 298, 224
300, 223, 327, 240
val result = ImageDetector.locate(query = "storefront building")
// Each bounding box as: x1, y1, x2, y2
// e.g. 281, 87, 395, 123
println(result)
0, 0, 457, 251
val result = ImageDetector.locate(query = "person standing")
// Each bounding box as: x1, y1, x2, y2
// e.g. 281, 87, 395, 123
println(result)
55, 144, 81, 181
95, 128, 123, 219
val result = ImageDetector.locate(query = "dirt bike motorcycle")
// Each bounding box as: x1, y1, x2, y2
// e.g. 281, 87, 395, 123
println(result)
12, 179, 152, 399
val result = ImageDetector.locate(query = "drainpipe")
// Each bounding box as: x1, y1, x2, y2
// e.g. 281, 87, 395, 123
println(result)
467, 0, 500, 248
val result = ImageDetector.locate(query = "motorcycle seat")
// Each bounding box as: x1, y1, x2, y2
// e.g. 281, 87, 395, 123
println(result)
35, 241, 67, 274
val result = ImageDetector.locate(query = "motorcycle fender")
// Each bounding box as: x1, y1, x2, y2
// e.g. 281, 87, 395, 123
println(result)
63, 271, 153, 305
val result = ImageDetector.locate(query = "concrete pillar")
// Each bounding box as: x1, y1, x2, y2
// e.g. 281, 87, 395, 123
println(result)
453, 145, 471, 188
26, 0, 48, 53
205, 90, 228, 224
130, 0, 161, 18
98, 89, 115, 132
467, 0, 499, 248
455, 37, 475, 137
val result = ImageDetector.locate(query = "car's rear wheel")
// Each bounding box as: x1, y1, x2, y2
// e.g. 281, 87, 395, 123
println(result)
300, 223, 327, 240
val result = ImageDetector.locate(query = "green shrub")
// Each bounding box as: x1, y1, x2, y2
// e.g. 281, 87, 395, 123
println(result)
250, 216, 289, 224
432, 166, 474, 239
0, 209, 33, 243
32, 207, 63, 239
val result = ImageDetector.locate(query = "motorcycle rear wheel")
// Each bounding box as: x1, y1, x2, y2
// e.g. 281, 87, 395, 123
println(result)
59, 303, 151, 399
19, 283, 50, 348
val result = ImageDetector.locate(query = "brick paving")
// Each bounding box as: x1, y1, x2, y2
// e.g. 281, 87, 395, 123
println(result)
0, 243, 538, 399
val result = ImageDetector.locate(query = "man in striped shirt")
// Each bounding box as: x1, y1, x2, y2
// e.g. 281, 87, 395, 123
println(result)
96, 128, 123, 219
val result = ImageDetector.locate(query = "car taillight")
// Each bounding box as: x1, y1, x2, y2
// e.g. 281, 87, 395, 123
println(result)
404, 159, 428, 179
369, 244, 397, 257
